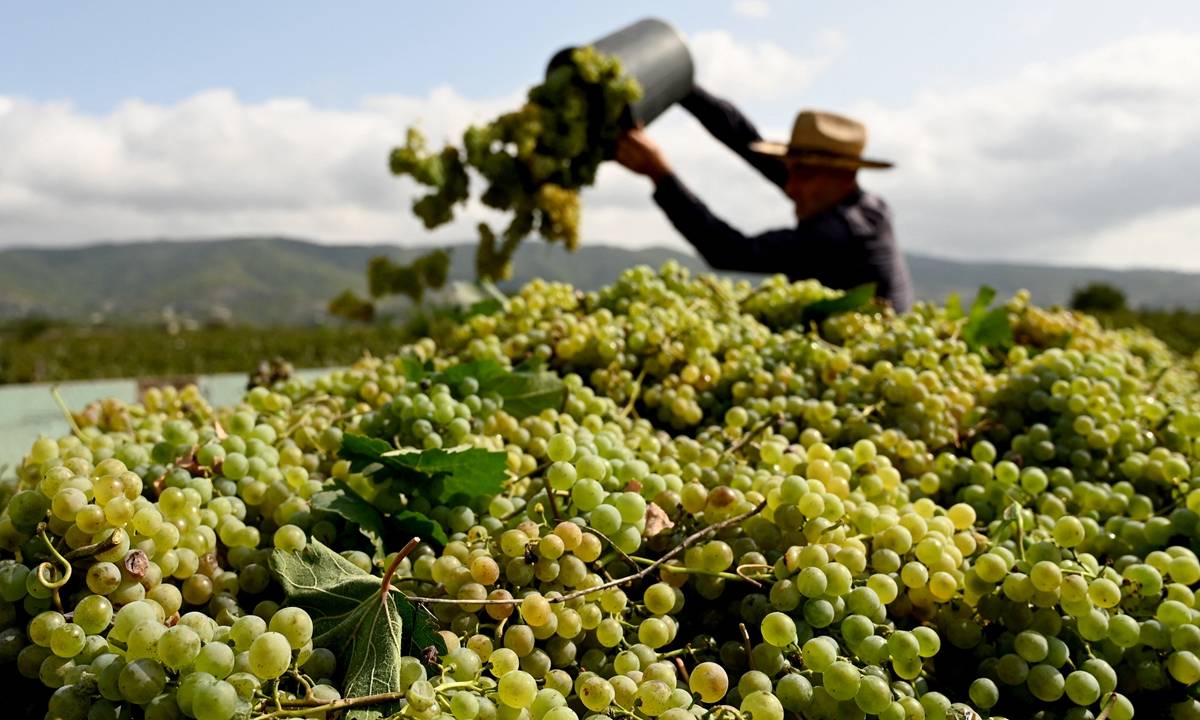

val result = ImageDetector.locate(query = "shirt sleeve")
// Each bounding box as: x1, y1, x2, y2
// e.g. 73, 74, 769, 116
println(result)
680, 86, 790, 191
653, 173, 790, 273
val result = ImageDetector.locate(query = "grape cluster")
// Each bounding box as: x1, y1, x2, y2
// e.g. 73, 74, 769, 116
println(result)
329, 249, 453, 321
4, 265, 1200, 720
390, 47, 641, 281
0, 389, 327, 719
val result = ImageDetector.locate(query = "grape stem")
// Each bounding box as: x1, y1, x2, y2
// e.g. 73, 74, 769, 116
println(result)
1012, 502, 1027, 562
49, 385, 86, 442
63, 527, 125, 561
257, 690, 408, 718
543, 482, 562, 521
618, 367, 649, 420
674, 656, 690, 683
723, 414, 784, 458
1095, 693, 1118, 720
739, 622, 755, 670
35, 527, 72, 612
380, 536, 422, 603
626, 556, 762, 586
401, 500, 769, 606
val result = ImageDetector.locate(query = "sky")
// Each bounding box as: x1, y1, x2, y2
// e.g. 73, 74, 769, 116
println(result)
3, 2, 1200, 269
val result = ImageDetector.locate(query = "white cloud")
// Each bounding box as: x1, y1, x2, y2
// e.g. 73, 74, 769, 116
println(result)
859, 32, 1200, 268
688, 30, 843, 101
731, 0, 770, 19
1078, 206, 1200, 271
0, 87, 521, 247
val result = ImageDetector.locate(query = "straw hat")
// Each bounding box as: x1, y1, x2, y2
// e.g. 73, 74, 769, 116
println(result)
750, 110, 892, 169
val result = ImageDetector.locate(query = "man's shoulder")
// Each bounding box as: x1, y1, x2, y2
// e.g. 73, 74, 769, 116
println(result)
840, 190, 893, 237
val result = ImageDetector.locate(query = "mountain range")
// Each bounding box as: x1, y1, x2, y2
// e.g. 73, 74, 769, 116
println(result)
2, 237, 1198, 326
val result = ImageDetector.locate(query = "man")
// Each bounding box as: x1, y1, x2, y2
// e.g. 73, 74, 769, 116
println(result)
615, 85, 913, 312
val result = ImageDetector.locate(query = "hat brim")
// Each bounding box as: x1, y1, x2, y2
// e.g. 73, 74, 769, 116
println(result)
749, 140, 893, 169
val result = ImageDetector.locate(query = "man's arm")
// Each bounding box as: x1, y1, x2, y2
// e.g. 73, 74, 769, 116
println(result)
615, 128, 788, 273
680, 85, 789, 190
652, 173, 788, 273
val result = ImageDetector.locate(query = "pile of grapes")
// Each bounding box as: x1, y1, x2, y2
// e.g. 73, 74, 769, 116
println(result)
4, 263, 1200, 720
389, 47, 641, 282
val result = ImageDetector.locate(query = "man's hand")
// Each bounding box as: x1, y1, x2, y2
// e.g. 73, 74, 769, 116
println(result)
616, 128, 672, 184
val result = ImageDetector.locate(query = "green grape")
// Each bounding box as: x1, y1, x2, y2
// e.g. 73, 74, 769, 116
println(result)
49, 623, 87, 658
230, 615, 266, 651
547, 434, 576, 463
451, 692, 481, 720
29, 611, 66, 647
73, 595, 114, 634
498, 671, 537, 708
760, 612, 797, 647
1027, 664, 1064, 702
157, 625, 201, 670
855, 675, 892, 715
268, 607, 314, 650
143, 693, 181, 720
1167, 651, 1200, 685
803, 636, 838, 672
119, 658, 167, 705
823, 661, 861, 701
1014, 631, 1049, 663
195, 641, 236, 678
248, 632, 292, 680
969, 678, 998, 709
192, 680, 238, 720
273, 524, 306, 551
48, 684, 92, 720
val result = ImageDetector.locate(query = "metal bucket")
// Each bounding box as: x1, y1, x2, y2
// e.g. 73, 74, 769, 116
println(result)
549, 17, 694, 128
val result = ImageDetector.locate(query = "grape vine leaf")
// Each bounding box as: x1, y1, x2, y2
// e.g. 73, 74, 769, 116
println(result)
945, 292, 965, 320
961, 285, 1014, 353
387, 508, 450, 547
484, 370, 567, 419
311, 481, 450, 551
311, 485, 388, 554
802, 283, 876, 323
400, 356, 435, 381
412, 359, 567, 418
340, 434, 507, 503
433, 360, 508, 388
269, 540, 446, 720
444, 297, 504, 322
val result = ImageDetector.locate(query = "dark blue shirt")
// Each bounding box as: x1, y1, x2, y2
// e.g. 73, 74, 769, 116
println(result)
652, 87, 914, 312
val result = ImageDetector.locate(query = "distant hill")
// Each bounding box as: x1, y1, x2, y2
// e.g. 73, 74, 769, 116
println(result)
2, 237, 1199, 325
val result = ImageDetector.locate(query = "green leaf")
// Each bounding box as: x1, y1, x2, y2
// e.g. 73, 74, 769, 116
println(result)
964, 306, 1014, 352
959, 286, 1014, 353
386, 446, 508, 502
341, 434, 507, 503
388, 508, 449, 546
433, 360, 565, 418
484, 370, 566, 419
433, 360, 508, 389
400, 356, 430, 381
945, 292, 964, 320
269, 540, 445, 720
314, 481, 448, 551
512, 356, 548, 373
801, 283, 876, 323
311, 486, 386, 554
968, 286, 997, 322
444, 297, 504, 321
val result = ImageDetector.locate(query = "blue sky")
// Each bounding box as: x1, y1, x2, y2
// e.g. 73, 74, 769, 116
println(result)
7, 3, 1196, 114
3, 2, 1200, 268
